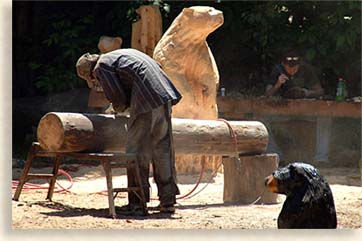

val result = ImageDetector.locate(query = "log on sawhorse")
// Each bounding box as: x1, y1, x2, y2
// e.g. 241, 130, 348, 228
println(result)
12, 142, 147, 218
36, 112, 269, 155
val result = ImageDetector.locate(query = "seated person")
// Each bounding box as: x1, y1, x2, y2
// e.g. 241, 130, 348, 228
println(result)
265, 50, 324, 99
265, 50, 331, 164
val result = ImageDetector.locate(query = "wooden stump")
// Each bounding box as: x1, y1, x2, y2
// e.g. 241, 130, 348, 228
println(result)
223, 154, 279, 204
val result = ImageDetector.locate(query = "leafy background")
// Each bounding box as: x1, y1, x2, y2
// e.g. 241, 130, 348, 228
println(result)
12, 1, 361, 161
13, 0, 361, 98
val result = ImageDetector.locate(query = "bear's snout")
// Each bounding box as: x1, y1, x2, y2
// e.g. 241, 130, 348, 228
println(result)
265, 175, 278, 193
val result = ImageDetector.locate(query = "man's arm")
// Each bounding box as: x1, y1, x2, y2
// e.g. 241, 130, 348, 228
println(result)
265, 74, 288, 96
302, 63, 324, 98
265, 84, 278, 96
93, 66, 129, 113
304, 83, 324, 98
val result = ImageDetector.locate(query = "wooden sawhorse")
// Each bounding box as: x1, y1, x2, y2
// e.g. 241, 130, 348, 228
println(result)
13, 142, 147, 218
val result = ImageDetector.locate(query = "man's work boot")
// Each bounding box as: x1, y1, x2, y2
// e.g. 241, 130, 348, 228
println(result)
116, 204, 148, 216
160, 204, 175, 214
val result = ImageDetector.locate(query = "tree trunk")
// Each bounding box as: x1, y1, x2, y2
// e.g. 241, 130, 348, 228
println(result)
223, 154, 279, 204
37, 112, 269, 155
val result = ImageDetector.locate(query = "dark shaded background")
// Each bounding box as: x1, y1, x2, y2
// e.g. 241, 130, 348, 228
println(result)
12, 1, 361, 164
13, 1, 361, 98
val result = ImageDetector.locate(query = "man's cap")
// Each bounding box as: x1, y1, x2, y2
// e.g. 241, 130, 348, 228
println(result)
282, 50, 300, 67
76, 53, 98, 81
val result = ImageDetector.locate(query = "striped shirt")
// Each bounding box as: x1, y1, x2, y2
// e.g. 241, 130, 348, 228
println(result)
93, 48, 182, 119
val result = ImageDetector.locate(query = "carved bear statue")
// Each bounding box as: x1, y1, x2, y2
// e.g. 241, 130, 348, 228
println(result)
153, 6, 224, 120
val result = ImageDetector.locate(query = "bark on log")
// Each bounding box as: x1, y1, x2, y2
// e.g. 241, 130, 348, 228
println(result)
37, 112, 268, 155
223, 154, 279, 204
37, 112, 128, 153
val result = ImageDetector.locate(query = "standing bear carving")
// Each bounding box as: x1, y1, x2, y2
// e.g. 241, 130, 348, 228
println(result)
153, 6, 224, 120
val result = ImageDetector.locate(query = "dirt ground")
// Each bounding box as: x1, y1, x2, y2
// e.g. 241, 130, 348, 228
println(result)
12, 164, 362, 230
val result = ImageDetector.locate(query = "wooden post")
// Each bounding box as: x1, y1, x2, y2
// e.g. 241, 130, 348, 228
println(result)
131, 5, 162, 57
223, 154, 279, 204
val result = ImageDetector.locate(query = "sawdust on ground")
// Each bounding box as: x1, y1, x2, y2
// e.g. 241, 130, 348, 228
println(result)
11, 165, 362, 229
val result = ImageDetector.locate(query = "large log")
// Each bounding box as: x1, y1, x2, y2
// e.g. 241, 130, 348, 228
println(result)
37, 112, 127, 153
37, 112, 268, 155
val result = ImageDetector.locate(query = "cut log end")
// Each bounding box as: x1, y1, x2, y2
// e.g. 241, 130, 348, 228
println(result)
37, 113, 64, 151
37, 112, 97, 152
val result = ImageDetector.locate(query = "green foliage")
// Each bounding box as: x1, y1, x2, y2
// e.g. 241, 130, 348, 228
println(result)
235, 1, 359, 70
30, 15, 98, 93
14, 1, 361, 97
18, 2, 134, 95
18, 1, 172, 95
210, 1, 361, 96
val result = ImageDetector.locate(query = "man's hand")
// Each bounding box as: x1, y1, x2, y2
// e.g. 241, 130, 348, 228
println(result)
302, 88, 310, 97
265, 74, 289, 97
105, 103, 129, 116
112, 103, 127, 113
104, 103, 117, 114
276, 74, 288, 87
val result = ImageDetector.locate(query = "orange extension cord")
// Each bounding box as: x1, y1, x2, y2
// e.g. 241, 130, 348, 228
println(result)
12, 169, 74, 193
12, 165, 114, 196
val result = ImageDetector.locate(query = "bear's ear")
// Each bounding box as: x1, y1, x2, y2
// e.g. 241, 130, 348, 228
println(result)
289, 163, 308, 181
288, 164, 296, 173
182, 8, 194, 18
288, 164, 300, 178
